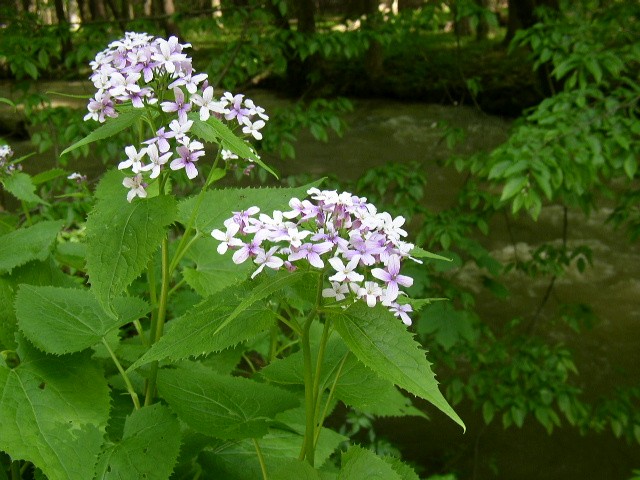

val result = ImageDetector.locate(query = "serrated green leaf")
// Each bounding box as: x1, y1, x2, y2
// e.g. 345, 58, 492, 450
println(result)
1, 172, 44, 203
16, 285, 149, 355
381, 456, 421, 480
86, 170, 177, 311
157, 362, 299, 439
339, 446, 403, 480
95, 404, 181, 480
0, 220, 64, 274
335, 357, 427, 418
182, 236, 252, 297
60, 109, 144, 157
0, 258, 76, 350
0, 335, 110, 480
188, 114, 277, 177
331, 303, 464, 431
177, 180, 323, 233
129, 272, 306, 369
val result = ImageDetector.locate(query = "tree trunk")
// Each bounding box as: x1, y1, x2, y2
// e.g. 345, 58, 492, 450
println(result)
53, 0, 73, 59
162, 0, 181, 38
88, 0, 107, 20
504, 0, 558, 43
476, 0, 491, 41
364, 0, 383, 80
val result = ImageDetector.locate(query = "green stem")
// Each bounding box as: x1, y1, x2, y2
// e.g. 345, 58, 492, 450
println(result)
299, 309, 317, 466
168, 150, 223, 274
132, 319, 150, 348
20, 201, 32, 226
253, 438, 269, 480
311, 318, 333, 432
314, 352, 349, 448
102, 337, 140, 410
275, 313, 302, 336
144, 236, 170, 406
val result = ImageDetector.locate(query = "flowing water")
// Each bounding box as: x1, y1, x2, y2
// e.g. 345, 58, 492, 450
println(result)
2, 85, 639, 479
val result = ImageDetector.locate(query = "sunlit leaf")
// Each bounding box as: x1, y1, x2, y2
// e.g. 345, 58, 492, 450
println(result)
330, 303, 465, 431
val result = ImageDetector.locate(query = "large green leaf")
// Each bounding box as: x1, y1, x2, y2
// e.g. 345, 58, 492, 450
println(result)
0, 258, 75, 350
16, 285, 149, 355
0, 220, 64, 274
130, 271, 307, 370
60, 109, 144, 157
1, 172, 44, 204
86, 170, 177, 311
177, 180, 323, 233
0, 336, 110, 480
157, 362, 299, 440
338, 446, 403, 480
330, 303, 465, 431
334, 357, 427, 418
182, 236, 252, 297
95, 404, 181, 480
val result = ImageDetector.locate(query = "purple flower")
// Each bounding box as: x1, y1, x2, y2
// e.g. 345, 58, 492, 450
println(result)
170, 141, 204, 179
371, 254, 413, 301
222, 92, 251, 124
288, 241, 334, 268
161, 88, 192, 124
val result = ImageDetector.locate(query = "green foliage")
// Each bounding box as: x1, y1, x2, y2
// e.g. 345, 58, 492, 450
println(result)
0, 336, 110, 480
331, 303, 464, 430
60, 110, 145, 158
1, 172, 44, 204
338, 446, 403, 480
0, 220, 64, 274
158, 362, 299, 439
129, 276, 293, 368
177, 180, 323, 233
462, 0, 640, 219
15, 285, 149, 355
86, 170, 177, 312
95, 404, 181, 480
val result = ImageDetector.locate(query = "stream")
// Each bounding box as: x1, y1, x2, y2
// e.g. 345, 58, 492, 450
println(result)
2, 84, 639, 479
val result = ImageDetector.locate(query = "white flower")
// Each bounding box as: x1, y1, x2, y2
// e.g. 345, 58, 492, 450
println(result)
123, 174, 147, 202
328, 257, 364, 283
322, 282, 350, 301
118, 145, 147, 173
211, 222, 242, 254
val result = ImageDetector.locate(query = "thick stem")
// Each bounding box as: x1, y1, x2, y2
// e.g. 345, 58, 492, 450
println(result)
144, 236, 170, 406
311, 318, 332, 426
299, 310, 317, 466
299, 271, 325, 465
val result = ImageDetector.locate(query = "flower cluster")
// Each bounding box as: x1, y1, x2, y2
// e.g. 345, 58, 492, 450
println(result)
85, 32, 269, 201
0, 144, 20, 175
211, 188, 420, 325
